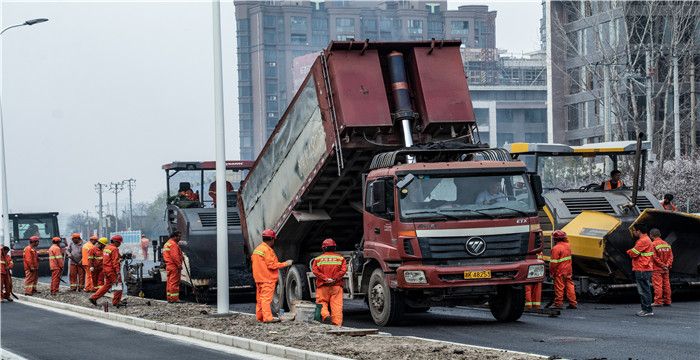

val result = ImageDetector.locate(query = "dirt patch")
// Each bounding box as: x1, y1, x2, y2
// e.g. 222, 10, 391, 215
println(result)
12, 279, 539, 360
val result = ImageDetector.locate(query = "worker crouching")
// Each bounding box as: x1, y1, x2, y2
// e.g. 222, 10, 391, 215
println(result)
90, 235, 124, 307
48, 237, 64, 295
1, 246, 14, 302
550, 230, 577, 310
312, 238, 347, 326
163, 231, 184, 303
251, 229, 292, 323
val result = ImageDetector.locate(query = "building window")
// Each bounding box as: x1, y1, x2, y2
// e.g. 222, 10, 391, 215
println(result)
336, 17, 355, 34
451, 21, 469, 35
239, 85, 252, 97
362, 18, 377, 31
428, 21, 443, 34
312, 34, 327, 46
238, 69, 251, 81
407, 19, 423, 34
291, 16, 307, 34
524, 109, 546, 123
567, 103, 582, 130
496, 109, 514, 123
264, 29, 276, 44
380, 18, 393, 32
312, 18, 328, 31
265, 80, 277, 94
336, 34, 355, 41
525, 132, 546, 143
290, 34, 307, 44
425, 3, 440, 13
236, 19, 250, 32
237, 35, 250, 47
263, 15, 276, 29
497, 133, 514, 146
239, 102, 252, 113
474, 108, 489, 122
265, 64, 277, 78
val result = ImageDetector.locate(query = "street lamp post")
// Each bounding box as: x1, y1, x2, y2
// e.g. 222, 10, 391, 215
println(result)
0, 18, 49, 246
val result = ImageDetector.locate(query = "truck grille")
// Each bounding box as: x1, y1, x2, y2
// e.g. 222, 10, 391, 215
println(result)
198, 212, 241, 227
417, 233, 529, 261
562, 197, 615, 215
635, 196, 655, 210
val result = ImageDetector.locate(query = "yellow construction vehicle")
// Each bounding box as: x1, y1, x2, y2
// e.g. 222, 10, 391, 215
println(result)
507, 139, 700, 298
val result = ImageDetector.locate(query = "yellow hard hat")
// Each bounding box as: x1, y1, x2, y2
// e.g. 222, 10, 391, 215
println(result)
98, 237, 109, 246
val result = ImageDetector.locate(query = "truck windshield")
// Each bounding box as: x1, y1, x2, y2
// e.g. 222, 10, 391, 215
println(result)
527, 155, 636, 192
399, 174, 536, 220
12, 215, 58, 249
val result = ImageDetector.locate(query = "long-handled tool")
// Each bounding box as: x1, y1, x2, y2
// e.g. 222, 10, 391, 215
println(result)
182, 256, 201, 303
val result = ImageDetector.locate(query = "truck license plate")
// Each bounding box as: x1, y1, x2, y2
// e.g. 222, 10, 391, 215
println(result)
464, 270, 491, 279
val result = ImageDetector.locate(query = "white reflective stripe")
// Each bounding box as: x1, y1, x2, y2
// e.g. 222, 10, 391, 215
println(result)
415, 225, 530, 238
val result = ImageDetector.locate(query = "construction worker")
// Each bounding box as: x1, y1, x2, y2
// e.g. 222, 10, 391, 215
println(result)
208, 180, 233, 206
140, 234, 150, 260
251, 229, 292, 323
163, 230, 184, 303
90, 235, 124, 307
660, 194, 678, 211
67, 233, 85, 291
82, 235, 97, 292
48, 237, 64, 295
650, 228, 673, 307
1, 246, 14, 302
311, 238, 347, 326
524, 251, 544, 310
550, 230, 577, 309
23, 236, 40, 295
627, 223, 655, 316
89, 237, 108, 292
601, 170, 624, 190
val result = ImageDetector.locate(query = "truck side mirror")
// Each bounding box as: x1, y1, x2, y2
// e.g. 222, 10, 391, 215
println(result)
530, 174, 545, 208
370, 181, 387, 214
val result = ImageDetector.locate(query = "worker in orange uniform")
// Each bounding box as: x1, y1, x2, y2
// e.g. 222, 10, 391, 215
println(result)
82, 235, 97, 292
1, 246, 14, 302
660, 194, 678, 211
627, 223, 655, 316
251, 229, 292, 323
140, 234, 151, 260
650, 228, 673, 307
312, 238, 347, 326
23, 236, 40, 295
67, 233, 85, 291
89, 237, 108, 292
48, 237, 64, 295
208, 180, 233, 207
163, 231, 184, 303
90, 235, 125, 307
525, 251, 544, 310
549, 230, 577, 309
601, 170, 624, 190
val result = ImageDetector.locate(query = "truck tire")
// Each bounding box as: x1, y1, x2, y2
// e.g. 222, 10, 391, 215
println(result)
367, 268, 404, 326
271, 280, 284, 316
489, 285, 525, 322
285, 264, 311, 309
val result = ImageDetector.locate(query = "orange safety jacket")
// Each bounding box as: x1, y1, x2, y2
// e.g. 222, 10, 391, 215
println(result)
627, 234, 654, 271
23, 246, 38, 272
603, 180, 624, 190
311, 252, 347, 288
251, 242, 287, 283
550, 241, 572, 277
661, 201, 677, 211
102, 244, 121, 274
88, 246, 104, 270
651, 238, 673, 271
0, 254, 13, 274
82, 241, 94, 266
162, 239, 183, 270
48, 244, 64, 271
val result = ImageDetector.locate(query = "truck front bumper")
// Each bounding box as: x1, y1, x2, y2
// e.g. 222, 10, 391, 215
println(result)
395, 259, 544, 289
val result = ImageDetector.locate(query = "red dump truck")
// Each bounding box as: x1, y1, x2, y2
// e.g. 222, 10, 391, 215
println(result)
239, 40, 545, 326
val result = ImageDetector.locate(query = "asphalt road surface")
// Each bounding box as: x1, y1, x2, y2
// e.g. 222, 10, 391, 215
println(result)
230, 298, 700, 360
0, 302, 252, 360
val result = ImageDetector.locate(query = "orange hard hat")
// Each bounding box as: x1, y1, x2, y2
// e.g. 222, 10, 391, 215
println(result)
552, 230, 567, 241
321, 238, 337, 249
89, 235, 98, 241
261, 229, 276, 240
71, 233, 81, 239
111, 234, 123, 243
29, 236, 40, 242
51, 237, 61, 243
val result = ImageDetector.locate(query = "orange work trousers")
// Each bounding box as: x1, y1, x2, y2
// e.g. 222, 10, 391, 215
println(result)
166, 267, 181, 302
90, 272, 121, 306
92, 268, 104, 292
255, 282, 276, 322
316, 285, 343, 326
1, 273, 12, 299
69, 263, 84, 291
524, 282, 542, 309
553, 275, 577, 307
24, 269, 38, 295
83, 265, 94, 292
50, 269, 62, 294
652, 270, 672, 305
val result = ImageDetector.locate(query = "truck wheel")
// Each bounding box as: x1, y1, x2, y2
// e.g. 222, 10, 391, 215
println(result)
285, 264, 311, 309
489, 285, 525, 322
367, 268, 404, 326
271, 281, 284, 316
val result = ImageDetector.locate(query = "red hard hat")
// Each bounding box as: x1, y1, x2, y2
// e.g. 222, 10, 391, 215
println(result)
261, 229, 276, 240
111, 234, 123, 243
71, 233, 81, 239
51, 237, 61, 243
322, 238, 336, 249
89, 235, 98, 241
29, 236, 40, 242
552, 230, 567, 240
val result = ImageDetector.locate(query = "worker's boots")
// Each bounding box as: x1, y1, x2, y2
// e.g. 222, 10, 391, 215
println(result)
89, 298, 98, 306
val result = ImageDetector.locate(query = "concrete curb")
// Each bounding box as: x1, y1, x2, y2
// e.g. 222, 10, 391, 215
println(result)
15, 294, 349, 360
402, 336, 551, 359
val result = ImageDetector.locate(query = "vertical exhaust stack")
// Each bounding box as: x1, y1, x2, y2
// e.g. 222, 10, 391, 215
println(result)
387, 51, 417, 163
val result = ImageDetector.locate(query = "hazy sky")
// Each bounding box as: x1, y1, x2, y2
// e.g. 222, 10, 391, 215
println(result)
1, 0, 541, 220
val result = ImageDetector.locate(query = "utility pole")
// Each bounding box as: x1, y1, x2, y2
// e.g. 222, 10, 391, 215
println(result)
673, 54, 681, 159
124, 178, 135, 230
603, 65, 612, 142
94, 183, 106, 235
83, 210, 90, 237
109, 182, 124, 233
691, 60, 697, 156
645, 49, 654, 152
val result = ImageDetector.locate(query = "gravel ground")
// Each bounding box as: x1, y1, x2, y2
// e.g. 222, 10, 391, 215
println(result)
12, 279, 539, 360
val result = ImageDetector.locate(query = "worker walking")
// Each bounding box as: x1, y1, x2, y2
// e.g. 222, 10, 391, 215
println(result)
140, 234, 150, 261
163, 231, 184, 303
67, 233, 85, 291
525, 251, 544, 310
311, 238, 347, 326
89, 235, 124, 307
251, 229, 292, 323
550, 230, 577, 309
89, 237, 108, 292
23, 236, 40, 295
48, 237, 64, 295
82, 235, 97, 292
628, 224, 655, 316
1, 246, 14, 302
650, 228, 673, 307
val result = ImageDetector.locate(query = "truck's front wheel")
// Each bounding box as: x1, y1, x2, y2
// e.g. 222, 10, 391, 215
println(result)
367, 268, 404, 326
285, 264, 311, 309
489, 285, 525, 322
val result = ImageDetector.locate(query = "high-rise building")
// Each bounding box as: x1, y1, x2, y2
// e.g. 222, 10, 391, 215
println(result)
235, 1, 496, 159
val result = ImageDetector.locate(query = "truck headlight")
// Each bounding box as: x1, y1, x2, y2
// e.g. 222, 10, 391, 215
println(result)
527, 264, 545, 278
403, 270, 427, 284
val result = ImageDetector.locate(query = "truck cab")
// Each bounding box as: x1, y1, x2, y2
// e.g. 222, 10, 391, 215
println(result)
9, 212, 62, 277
